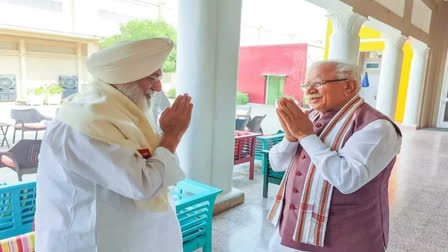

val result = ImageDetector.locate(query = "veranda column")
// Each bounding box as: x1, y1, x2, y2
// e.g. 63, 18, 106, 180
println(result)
376, 34, 407, 118
403, 38, 430, 127
176, 0, 242, 194
327, 11, 367, 64
84, 42, 99, 90
18, 39, 26, 101
76, 43, 84, 91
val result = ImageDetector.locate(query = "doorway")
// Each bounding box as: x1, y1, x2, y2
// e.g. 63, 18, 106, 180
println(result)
264, 74, 286, 105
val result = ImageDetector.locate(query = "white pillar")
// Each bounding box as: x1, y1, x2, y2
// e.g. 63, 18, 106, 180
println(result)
18, 39, 26, 101
76, 43, 83, 77
376, 34, 407, 118
70, 0, 76, 32
327, 11, 367, 64
76, 43, 85, 91
86, 42, 99, 83
176, 0, 242, 194
403, 38, 429, 127
86, 42, 98, 57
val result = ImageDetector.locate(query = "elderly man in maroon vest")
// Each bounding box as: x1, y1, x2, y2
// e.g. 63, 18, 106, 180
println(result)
267, 60, 402, 252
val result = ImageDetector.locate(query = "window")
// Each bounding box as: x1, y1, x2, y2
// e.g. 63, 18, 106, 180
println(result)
365, 62, 381, 70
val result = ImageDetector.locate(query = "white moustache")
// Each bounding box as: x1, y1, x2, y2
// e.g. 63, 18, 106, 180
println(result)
307, 94, 323, 99
145, 90, 155, 99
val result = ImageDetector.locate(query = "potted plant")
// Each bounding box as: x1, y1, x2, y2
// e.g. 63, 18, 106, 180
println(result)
46, 84, 63, 105
27, 87, 45, 105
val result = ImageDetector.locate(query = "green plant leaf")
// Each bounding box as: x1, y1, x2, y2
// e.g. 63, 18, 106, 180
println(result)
236, 92, 249, 105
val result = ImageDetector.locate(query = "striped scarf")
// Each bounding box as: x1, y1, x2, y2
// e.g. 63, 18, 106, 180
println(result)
267, 95, 364, 247
0, 232, 34, 252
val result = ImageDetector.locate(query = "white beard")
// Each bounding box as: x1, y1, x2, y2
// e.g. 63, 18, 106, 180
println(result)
115, 84, 159, 130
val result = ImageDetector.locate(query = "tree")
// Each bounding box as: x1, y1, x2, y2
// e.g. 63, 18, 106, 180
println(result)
100, 19, 177, 72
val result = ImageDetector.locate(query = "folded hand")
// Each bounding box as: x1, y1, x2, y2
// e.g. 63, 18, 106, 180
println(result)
276, 97, 313, 141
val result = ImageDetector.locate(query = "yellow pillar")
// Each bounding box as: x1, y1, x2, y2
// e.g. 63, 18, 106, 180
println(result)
394, 42, 413, 122
324, 19, 332, 60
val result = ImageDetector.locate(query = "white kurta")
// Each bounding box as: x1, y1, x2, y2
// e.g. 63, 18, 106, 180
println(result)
35, 119, 185, 252
269, 119, 401, 194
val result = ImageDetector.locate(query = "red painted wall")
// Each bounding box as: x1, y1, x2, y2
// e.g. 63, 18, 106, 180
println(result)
237, 44, 307, 104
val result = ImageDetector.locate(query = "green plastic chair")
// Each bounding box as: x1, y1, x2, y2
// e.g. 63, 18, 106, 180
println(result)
255, 131, 284, 161
262, 150, 285, 198
170, 179, 222, 252
1, 179, 222, 252
0, 182, 36, 240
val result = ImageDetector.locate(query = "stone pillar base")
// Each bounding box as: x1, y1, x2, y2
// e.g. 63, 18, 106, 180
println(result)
396, 122, 419, 130
213, 187, 245, 215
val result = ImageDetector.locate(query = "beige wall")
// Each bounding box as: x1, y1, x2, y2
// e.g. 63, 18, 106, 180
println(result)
0, 34, 94, 101
0, 55, 20, 75
420, 3, 448, 128
26, 56, 78, 86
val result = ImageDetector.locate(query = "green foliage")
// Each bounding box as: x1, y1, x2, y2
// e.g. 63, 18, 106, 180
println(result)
27, 87, 45, 96
100, 19, 177, 72
34, 87, 45, 96
27, 84, 62, 97
167, 88, 176, 99
46, 84, 63, 95
236, 92, 249, 105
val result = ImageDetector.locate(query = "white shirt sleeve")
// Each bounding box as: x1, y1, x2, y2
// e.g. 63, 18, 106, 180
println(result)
300, 119, 401, 194
49, 122, 185, 200
269, 138, 299, 172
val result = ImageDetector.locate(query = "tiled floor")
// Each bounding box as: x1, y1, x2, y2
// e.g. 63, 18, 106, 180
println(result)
213, 127, 448, 252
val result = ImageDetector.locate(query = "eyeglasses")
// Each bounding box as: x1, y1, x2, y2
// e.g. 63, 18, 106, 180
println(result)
301, 78, 348, 89
148, 75, 162, 82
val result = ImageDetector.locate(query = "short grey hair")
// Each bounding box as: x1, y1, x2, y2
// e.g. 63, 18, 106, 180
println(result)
307, 60, 361, 91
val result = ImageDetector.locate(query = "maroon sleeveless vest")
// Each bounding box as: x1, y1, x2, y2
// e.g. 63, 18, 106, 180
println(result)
279, 103, 401, 252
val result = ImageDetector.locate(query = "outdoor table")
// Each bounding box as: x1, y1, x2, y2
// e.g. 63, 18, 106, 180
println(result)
0, 122, 10, 148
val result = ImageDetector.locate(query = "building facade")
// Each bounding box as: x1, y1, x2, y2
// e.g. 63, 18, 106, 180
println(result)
237, 44, 307, 105
0, 0, 175, 102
